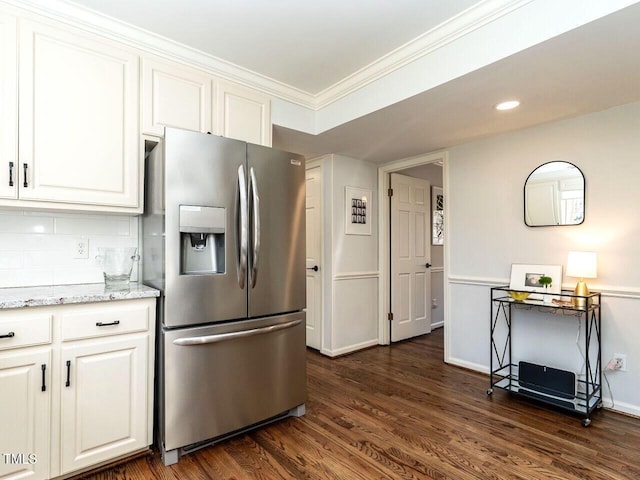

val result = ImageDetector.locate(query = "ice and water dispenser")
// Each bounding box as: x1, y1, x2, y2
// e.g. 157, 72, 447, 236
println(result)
179, 205, 225, 275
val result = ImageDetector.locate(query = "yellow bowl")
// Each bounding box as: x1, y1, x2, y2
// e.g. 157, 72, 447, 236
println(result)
507, 291, 531, 301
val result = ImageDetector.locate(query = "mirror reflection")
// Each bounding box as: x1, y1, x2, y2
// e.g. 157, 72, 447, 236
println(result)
524, 161, 584, 226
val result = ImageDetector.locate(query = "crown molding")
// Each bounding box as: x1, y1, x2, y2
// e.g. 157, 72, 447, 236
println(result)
4, 0, 534, 112
313, 0, 533, 108
4, 0, 316, 108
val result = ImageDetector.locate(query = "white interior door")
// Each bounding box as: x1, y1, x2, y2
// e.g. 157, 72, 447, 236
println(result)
305, 166, 322, 350
390, 173, 431, 342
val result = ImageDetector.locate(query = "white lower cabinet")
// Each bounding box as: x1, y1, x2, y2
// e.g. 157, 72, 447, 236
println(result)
0, 298, 155, 480
0, 349, 51, 480
60, 336, 148, 474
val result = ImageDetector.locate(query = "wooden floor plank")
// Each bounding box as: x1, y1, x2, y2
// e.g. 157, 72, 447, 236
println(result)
74, 328, 640, 480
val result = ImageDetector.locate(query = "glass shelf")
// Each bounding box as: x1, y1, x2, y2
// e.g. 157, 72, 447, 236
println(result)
492, 286, 600, 312
490, 364, 601, 415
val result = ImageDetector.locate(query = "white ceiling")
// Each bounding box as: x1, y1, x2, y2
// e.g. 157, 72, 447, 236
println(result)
275, 3, 640, 162
64, 0, 479, 94
60, 0, 640, 163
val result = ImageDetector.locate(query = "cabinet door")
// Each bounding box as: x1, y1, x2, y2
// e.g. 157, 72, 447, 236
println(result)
0, 13, 17, 200
215, 79, 272, 146
18, 20, 140, 209
0, 349, 51, 480
60, 336, 148, 474
141, 56, 212, 136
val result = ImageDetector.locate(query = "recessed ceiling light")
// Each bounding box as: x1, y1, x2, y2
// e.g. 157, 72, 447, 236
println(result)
495, 100, 520, 111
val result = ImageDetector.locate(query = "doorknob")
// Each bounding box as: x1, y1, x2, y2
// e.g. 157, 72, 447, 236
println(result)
425, 263, 432, 268
307, 265, 319, 272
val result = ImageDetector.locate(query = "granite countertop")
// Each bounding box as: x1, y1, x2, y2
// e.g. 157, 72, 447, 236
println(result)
0, 283, 160, 309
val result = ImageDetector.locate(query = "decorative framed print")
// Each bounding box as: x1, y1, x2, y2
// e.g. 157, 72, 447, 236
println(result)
431, 186, 444, 245
345, 186, 371, 235
509, 264, 563, 298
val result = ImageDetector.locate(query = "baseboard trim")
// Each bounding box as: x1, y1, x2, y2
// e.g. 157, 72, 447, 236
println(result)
321, 339, 379, 357
445, 356, 490, 375
431, 321, 444, 329
447, 356, 640, 417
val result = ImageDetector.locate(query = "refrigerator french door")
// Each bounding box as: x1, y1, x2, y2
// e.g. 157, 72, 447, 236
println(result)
143, 128, 306, 466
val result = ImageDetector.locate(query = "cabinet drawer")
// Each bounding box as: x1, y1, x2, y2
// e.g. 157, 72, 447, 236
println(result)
0, 314, 52, 351
61, 303, 150, 341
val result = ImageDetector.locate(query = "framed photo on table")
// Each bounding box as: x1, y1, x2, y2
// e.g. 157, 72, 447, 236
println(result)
509, 264, 562, 299
345, 186, 371, 235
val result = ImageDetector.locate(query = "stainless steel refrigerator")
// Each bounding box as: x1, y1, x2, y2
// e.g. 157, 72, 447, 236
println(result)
142, 128, 306, 466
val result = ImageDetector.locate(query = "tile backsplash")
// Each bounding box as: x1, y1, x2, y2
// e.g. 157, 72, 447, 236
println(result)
0, 209, 139, 288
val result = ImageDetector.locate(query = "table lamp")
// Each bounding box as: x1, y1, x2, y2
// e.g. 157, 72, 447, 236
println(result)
566, 251, 597, 308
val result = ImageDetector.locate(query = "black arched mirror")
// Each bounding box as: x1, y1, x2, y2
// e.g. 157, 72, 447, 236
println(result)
524, 161, 585, 226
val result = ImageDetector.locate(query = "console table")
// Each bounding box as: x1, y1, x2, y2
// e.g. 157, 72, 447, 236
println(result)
487, 286, 602, 426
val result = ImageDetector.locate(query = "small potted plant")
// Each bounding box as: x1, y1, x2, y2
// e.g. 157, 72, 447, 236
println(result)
538, 275, 552, 303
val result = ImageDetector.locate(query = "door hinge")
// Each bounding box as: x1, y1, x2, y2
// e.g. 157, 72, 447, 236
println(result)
387, 312, 394, 321
388, 188, 393, 197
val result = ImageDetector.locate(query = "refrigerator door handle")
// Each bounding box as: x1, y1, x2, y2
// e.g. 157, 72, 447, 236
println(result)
248, 167, 261, 288
236, 164, 248, 289
172, 319, 302, 346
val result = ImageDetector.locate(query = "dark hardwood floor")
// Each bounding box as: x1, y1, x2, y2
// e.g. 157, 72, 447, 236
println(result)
78, 328, 640, 479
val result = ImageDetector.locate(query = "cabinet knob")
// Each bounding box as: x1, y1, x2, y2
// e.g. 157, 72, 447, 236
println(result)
306, 265, 319, 272
425, 263, 432, 268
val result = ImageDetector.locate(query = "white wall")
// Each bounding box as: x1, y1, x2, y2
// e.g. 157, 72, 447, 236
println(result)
447, 100, 640, 416
315, 154, 379, 356
0, 209, 139, 287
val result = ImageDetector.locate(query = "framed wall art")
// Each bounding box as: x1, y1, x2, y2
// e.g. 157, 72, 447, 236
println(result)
345, 186, 371, 235
431, 186, 444, 245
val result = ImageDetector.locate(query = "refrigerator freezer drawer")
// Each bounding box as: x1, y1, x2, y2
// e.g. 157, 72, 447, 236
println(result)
161, 312, 306, 451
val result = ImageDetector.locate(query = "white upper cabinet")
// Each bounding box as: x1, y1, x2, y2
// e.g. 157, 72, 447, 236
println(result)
17, 20, 141, 211
141, 56, 212, 136
1, 5, 275, 213
215, 80, 272, 147
0, 13, 17, 200
141, 56, 273, 147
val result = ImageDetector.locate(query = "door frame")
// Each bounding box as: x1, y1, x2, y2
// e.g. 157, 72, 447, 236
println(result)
377, 150, 450, 355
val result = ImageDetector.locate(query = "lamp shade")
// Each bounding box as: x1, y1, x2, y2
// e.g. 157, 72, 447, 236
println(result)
566, 251, 597, 279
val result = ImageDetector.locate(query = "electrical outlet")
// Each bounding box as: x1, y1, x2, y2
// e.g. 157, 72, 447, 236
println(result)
613, 353, 627, 371
72, 237, 89, 259
432, 298, 437, 309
